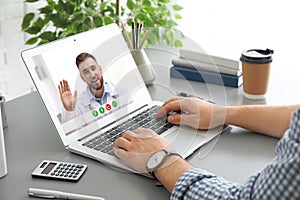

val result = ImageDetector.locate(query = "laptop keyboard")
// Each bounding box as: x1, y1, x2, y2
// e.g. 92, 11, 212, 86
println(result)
82, 105, 173, 155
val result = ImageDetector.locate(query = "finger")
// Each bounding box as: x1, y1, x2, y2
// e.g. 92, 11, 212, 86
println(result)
134, 128, 156, 138
167, 113, 198, 128
113, 147, 128, 160
160, 97, 183, 108
63, 80, 69, 92
59, 81, 64, 93
156, 99, 184, 118
122, 131, 135, 141
58, 84, 62, 95
65, 80, 71, 91
115, 137, 131, 150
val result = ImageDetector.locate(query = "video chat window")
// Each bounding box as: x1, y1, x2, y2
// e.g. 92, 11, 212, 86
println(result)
31, 34, 146, 136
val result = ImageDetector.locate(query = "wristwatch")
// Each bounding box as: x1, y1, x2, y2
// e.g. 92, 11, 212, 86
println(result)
146, 149, 182, 179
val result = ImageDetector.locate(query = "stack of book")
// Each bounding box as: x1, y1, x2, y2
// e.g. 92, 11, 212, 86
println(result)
170, 49, 242, 88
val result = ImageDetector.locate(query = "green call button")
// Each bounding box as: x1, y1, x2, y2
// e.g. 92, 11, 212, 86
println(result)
112, 101, 118, 108
99, 107, 105, 114
92, 110, 98, 117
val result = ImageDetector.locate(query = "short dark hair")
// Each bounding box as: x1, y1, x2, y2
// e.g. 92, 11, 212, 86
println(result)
76, 52, 97, 68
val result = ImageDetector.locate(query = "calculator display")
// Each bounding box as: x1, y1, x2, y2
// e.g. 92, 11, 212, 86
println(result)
41, 162, 56, 174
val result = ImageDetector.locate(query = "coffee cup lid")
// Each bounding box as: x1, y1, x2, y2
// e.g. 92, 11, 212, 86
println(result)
240, 48, 274, 64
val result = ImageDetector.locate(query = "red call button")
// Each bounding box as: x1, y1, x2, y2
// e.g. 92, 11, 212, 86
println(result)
105, 104, 111, 111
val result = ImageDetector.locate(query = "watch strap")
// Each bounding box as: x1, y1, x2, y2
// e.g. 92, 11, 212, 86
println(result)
148, 150, 182, 179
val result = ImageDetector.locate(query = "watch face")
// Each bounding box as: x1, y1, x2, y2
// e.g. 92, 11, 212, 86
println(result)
147, 150, 167, 170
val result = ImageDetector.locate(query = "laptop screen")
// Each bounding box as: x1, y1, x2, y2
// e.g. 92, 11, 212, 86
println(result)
21, 24, 151, 146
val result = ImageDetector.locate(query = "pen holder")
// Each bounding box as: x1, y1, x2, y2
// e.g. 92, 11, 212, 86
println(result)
0, 96, 8, 129
131, 49, 156, 85
0, 100, 8, 178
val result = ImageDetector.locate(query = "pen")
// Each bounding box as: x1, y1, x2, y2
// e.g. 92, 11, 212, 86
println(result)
131, 18, 136, 49
120, 22, 133, 49
138, 29, 150, 49
28, 188, 105, 200
136, 20, 140, 50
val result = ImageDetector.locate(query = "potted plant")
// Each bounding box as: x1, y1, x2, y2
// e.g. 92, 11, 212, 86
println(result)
21, 0, 184, 47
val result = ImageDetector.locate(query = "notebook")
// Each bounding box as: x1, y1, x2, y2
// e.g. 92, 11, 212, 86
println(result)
21, 23, 225, 176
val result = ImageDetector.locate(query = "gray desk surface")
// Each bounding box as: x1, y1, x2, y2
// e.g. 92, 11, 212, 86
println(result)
1, 47, 299, 199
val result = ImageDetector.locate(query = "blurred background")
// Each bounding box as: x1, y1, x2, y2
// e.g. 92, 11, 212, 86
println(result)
0, 0, 299, 101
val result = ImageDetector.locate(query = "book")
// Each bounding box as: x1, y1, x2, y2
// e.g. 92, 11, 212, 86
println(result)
171, 58, 241, 76
170, 65, 243, 88
179, 49, 240, 70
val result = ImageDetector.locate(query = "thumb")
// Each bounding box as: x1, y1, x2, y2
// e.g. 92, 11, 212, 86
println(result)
168, 114, 199, 129
167, 114, 183, 125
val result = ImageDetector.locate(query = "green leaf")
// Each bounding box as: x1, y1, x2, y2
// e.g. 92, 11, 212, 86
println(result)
75, 22, 83, 33
39, 31, 55, 40
142, 0, 151, 6
62, 1, 75, 15
103, 16, 113, 25
174, 14, 182, 20
100, 1, 109, 10
143, 5, 156, 13
93, 16, 103, 27
39, 5, 53, 14
135, 12, 148, 21
173, 4, 183, 11
38, 39, 49, 45
49, 13, 69, 28
34, 17, 44, 30
175, 39, 183, 47
25, 37, 38, 45
60, 23, 75, 37
83, 17, 92, 27
24, 26, 41, 34
126, 0, 136, 10
21, 13, 35, 30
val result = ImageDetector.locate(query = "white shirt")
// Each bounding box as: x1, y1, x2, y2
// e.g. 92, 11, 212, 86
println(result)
61, 81, 118, 123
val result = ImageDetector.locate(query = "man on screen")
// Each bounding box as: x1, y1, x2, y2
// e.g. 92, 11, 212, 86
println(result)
58, 52, 119, 123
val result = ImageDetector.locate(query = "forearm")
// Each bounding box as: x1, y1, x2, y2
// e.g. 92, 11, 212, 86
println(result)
225, 104, 300, 138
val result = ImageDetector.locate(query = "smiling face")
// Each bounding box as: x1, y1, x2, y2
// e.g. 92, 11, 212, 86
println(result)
78, 57, 104, 92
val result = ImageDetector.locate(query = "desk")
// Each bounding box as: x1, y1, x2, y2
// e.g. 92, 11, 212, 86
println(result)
0, 47, 299, 199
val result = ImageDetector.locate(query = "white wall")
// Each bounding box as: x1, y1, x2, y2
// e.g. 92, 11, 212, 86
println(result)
0, 0, 33, 100
178, 0, 300, 101
0, 0, 299, 100
180, 1, 299, 52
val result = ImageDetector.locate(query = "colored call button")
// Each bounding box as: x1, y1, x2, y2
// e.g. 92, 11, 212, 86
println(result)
99, 107, 105, 114
112, 101, 118, 108
105, 104, 111, 111
92, 110, 98, 117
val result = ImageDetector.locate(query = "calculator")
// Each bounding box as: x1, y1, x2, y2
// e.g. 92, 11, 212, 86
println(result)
31, 160, 87, 182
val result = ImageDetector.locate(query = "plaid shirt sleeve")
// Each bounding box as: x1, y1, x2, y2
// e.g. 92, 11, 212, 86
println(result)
171, 108, 300, 200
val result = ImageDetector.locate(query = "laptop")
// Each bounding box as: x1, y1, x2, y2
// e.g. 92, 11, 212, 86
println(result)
21, 23, 224, 176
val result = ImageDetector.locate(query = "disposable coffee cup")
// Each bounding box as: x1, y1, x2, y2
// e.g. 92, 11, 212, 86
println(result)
240, 49, 274, 99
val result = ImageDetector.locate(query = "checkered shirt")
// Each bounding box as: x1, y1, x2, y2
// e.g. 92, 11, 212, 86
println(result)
171, 108, 300, 200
